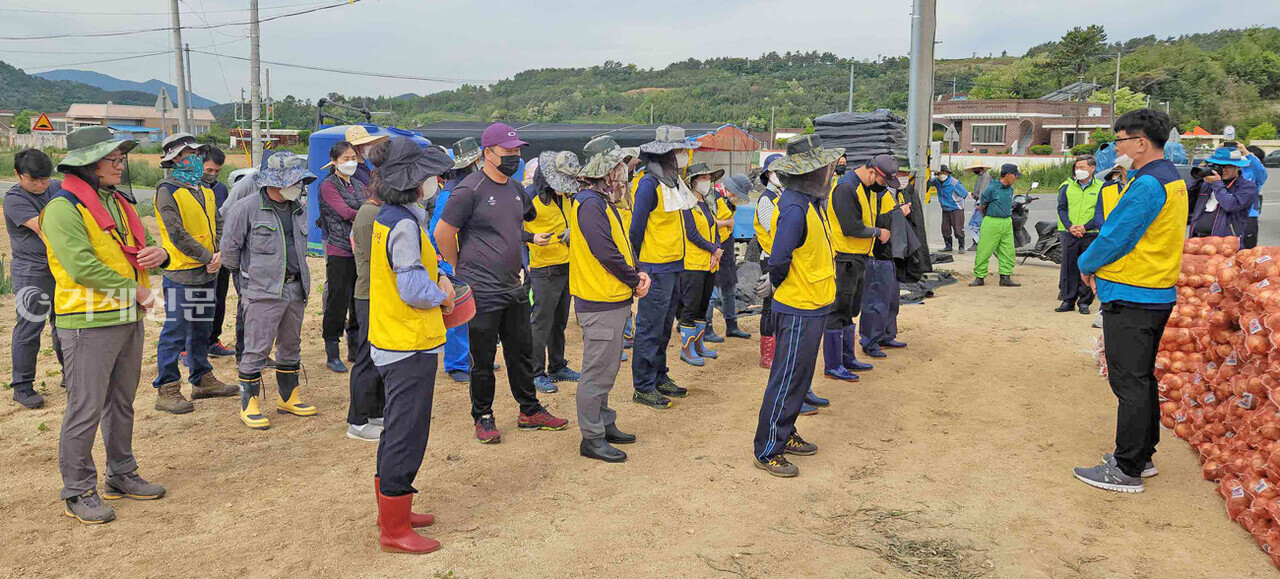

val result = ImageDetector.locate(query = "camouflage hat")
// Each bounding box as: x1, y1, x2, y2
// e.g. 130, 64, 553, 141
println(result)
253, 151, 318, 189
537, 150, 581, 194
639, 125, 702, 155
584, 135, 620, 158
685, 162, 725, 184
768, 134, 845, 176
451, 137, 482, 169
580, 146, 629, 180
57, 126, 137, 171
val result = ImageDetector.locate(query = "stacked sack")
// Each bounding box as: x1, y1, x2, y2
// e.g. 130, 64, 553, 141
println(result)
1151, 236, 1280, 567
812, 109, 907, 165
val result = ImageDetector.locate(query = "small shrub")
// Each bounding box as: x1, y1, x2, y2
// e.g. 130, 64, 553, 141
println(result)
1029, 145, 1054, 156
0, 258, 11, 295
1071, 143, 1099, 156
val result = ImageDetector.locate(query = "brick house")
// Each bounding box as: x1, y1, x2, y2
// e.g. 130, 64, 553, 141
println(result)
33, 103, 214, 139
933, 99, 1113, 155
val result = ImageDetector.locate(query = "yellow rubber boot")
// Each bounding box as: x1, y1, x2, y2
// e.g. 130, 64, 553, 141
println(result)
238, 374, 270, 430
275, 363, 317, 417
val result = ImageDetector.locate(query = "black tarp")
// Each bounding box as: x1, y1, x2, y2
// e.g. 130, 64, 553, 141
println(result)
413, 122, 754, 160
813, 109, 908, 165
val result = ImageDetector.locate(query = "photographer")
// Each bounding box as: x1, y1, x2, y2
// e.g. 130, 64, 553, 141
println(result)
1188, 147, 1259, 245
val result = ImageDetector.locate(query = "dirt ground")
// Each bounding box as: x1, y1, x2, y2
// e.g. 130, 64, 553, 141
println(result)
1, 218, 1278, 577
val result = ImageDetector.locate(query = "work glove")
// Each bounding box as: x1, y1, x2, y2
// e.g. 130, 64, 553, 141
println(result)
755, 272, 773, 299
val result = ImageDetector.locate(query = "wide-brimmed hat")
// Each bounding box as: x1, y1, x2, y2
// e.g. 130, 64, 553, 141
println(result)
639, 125, 701, 155
254, 151, 318, 189
345, 125, 388, 147
584, 135, 620, 159
580, 146, 629, 180
451, 137, 482, 169
160, 132, 199, 167
722, 173, 752, 202
685, 162, 725, 184
538, 151, 581, 194
769, 134, 845, 177
1207, 146, 1250, 168
378, 138, 454, 191
57, 126, 137, 172
965, 163, 991, 172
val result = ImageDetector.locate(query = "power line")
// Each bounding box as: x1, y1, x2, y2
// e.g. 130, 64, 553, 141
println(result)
0, 1, 335, 16
0, 0, 363, 41
190, 49, 498, 85
21, 51, 172, 72
183, 0, 238, 102
0, 37, 241, 55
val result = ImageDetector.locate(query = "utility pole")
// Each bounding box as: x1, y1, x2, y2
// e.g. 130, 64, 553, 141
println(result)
907, 0, 937, 189
649, 102, 654, 124
184, 43, 194, 130
847, 63, 855, 112
1073, 75, 1084, 154
1110, 47, 1121, 128
769, 105, 776, 148
265, 68, 272, 148
169, 0, 190, 134
249, 0, 262, 165
952, 77, 957, 99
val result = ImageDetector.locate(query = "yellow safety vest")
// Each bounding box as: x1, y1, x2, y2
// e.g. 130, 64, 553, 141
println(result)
523, 194, 570, 268
684, 202, 718, 272
714, 196, 734, 241
44, 193, 151, 317
368, 204, 446, 352
569, 191, 636, 304
156, 183, 218, 271
826, 180, 878, 256
1097, 168, 1188, 289
774, 195, 836, 311
754, 190, 778, 255
637, 179, 686, 265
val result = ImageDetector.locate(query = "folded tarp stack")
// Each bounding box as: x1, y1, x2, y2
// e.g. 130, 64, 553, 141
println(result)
813, 109, 907, 164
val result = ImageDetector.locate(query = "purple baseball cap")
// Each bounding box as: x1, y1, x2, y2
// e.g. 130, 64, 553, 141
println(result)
481, 122, 529, 149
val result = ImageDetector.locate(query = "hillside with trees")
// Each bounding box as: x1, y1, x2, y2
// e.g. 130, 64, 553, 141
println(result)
0, 61, 156, 121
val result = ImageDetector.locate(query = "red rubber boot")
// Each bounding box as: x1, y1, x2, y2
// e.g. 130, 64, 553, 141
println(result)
377, 490, 441, 554
760, 336, 775, 369
375, 477, 435, 528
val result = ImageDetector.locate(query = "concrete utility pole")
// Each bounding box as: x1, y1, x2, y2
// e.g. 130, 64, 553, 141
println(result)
249, 0, 262, 166
847, 63, 855, 112
1110, 47, 1121, 128
265, 68, 272, 147
169, 0, 190, 134
184, 43, 194, 130
1073, 75, 1084, 153
907, 0, 937, 191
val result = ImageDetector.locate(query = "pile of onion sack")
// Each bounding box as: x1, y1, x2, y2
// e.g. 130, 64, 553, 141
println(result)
1134, 235, 1280, 567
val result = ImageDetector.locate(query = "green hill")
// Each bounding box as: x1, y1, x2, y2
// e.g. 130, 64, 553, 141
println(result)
0, 61, 156, 114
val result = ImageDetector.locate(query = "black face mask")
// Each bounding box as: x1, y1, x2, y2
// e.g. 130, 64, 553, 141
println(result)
869, 183, 887, 193
834, 164, 847, 175
495, 154, 521, 177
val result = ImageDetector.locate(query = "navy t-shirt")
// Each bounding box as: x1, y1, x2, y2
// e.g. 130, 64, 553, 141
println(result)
4, 180, 61, 277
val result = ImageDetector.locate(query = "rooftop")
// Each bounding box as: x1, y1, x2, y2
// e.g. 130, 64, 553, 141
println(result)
66, 103, 214, 122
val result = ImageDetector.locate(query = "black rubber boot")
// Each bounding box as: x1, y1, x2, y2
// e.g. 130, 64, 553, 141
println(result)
1000, 275, 1021, 287
324, 340, 348, 373
725, 319, 751, 339
968, 277, 985, 287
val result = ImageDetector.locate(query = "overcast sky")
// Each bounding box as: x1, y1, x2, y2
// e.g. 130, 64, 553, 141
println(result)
3, 0, 1278, 105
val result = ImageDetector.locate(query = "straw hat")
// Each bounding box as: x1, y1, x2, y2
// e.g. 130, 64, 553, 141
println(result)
345, 125, 388, 147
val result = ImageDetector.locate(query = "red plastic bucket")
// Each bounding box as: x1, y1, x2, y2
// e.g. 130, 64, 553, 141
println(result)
443, 276, 475, 329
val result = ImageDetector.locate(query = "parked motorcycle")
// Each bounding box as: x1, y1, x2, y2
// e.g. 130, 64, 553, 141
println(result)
1012, 183, 1062, 265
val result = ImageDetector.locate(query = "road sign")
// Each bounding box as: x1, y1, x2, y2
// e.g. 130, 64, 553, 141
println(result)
31, 113, 55, 132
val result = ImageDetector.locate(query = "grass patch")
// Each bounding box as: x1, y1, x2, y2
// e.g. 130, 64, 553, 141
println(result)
812, 505, 994, 579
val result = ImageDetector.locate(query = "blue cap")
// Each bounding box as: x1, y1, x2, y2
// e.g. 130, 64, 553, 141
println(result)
1207, 147, 1250, 167
763, 153, 783, 172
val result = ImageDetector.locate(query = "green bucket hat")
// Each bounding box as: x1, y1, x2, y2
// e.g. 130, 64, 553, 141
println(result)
580, 147, 629, 180
451, 137, 482, 170
57, 126, 138, 172
768, 134, 844, 176
684, 162, 725, 184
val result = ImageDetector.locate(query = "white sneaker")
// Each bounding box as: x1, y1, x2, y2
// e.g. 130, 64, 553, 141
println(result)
346, 422, 383, 442
368, 417, 384, 427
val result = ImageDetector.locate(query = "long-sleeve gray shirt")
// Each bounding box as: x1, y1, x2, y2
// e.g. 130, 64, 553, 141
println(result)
155, 178, 221, 285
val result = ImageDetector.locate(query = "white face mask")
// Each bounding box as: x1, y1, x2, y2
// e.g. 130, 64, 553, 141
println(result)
1075, 169, 1092, 182
337, 160, 358, 176
1115, 154, 1134, 171
279, 184, 304, 201
694, 180, 711, 195
898, 176, 910, 188
768, 173, 782, 190
676, 154, 690, 169
420, 177, 439, 200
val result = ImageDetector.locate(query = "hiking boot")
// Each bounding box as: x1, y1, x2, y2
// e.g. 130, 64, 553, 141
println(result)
1079, 303, 1091, 315
784, 434, 819, 456
103, 472, 165, 500
475, 415, 501, 444
347, 422, 383, 442
604, 423, 636, 444
754, 455, 799, 478
208, 341, 235, 358
325, 341, 348, 373
1055, 301, 1075, 313
191, 373, 237, 399
968, 277, 985, 287
448, 370, 471, 383
155, 382, 194, 414
518, 409, 569, 431
633, 390, 672, 409
64, 490, 115, 525
1073, 461, 1144, 493
725, 319, 751, 339
12, 384, 45, 409
548, 366, 581, 382
533, 375, 559, 394
1103, 453, 1159, 478
804, 389, 830, 407
999, 275, 1021, 287
580, 438, 627, 463
799, 403, 820, 416
657, 378, 688, 398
